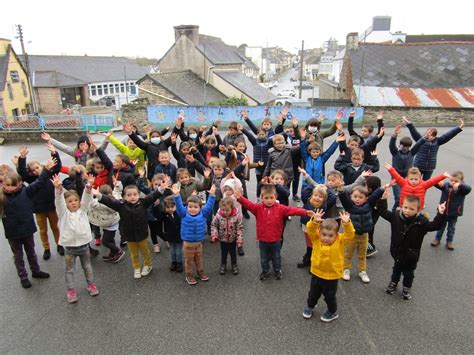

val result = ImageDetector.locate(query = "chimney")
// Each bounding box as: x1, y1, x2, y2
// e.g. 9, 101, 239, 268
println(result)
174, 25, 199, 45
0, 38, 12, 56
346, 32, 359, 50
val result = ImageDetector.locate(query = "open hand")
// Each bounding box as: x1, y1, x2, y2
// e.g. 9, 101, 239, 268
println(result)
44, 157, 58, 171
377, 111, 384, 120
402, 116, 411, 125
208, 184, 217, 195
50, 174, 62, 189
313, 208, 325, 222
40, 132, 51, 141
171, 184, 180, 195
19, 146, 29, 158
394, 125, 401, 136
437, 202, 446, 214
297, 166, 307, 176
339, 210, 350, 224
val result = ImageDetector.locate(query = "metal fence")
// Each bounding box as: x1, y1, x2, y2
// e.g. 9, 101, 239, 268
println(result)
0, 114, 115, 132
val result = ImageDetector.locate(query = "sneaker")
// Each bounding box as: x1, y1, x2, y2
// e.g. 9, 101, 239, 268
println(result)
431, 239, 440, 247
275, 270, 283, 280
198, 272, 209, 281
320, 311, 339, 323
446, 242, 455, 250
32, 271, 50, 279
134, 269, 142, 279
90, 248, 99, 257
287, 216, 292, 221
87, 282, 99, 296
67, 289, 78, 303
153, 244, 161, 253
176, 263, 183, 273
111, 250, 125, 263
141, 266, 153, 276
186, 275, 198, 285
231, 265, 239, 275
95, 238, 101, 246
43, 249, 51, 260
402, 287, 412, 300
219, 265, 227, 275
21, 278, 32, 289
386, 281, 397, 295
259, 272, 270, 281
120, 241, 128, 247
170, 262, 177, 271
359, 271, 370, 283
302, 306, 313, 319
342, 269, 351, 281
57, 245, 65, 256
102, 254, 114, 261
292, 195, 301, 202
237, 246, 245, 256
366, 243, 378, 258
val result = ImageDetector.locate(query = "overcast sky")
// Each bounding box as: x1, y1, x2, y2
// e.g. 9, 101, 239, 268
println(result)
1, 0, 473, 59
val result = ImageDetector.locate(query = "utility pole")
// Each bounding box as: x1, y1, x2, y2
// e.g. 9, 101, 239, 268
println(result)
298, 40, 304, 99
16, 24, 37, 113
124, 66, 129, 104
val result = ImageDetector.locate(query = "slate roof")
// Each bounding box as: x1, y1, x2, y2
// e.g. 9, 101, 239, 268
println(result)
197, 35, 243, 64
0, 54, 8, 91
21, 55, 150, 85
33, 71, 87, 88
405, 34, 474, 43
350, 42, 474, 88
305, 55, 321, 65
215, 71, 276, 104
139, 70, 227, 106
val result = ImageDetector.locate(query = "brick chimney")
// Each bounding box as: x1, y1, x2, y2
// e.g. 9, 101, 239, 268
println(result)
346, 32, 359, 51
174, 25, 199, 45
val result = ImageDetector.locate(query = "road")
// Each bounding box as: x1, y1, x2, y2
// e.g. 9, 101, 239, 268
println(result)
0, 127, 473, 353
270, 68, 319, 101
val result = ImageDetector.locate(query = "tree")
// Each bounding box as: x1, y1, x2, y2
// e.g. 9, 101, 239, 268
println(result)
207, 96, 248, 106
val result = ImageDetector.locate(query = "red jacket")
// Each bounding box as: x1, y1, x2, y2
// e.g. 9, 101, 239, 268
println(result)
238, 196, 308, 243
93, 169, 110, 188
388, 167, 445, 209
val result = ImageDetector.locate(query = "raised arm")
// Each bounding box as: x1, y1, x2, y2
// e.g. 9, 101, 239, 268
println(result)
386, 165, 406, 187
95, 147, 113, 172
410, 137, 427, 156
389, 135, 399, 156
321, 140, 339, 163
49, 137, 75, 157
347, 114, 359, 138
423, 173, 449, 189
109, 135, 132, 155
405, 122, 422, 141
320, 121, 337, 139
437, 125, 463, 145
241, 128, 257, 145
243, 116, 259, 135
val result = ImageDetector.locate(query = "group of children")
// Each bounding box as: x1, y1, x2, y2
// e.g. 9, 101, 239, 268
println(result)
0, 111, 470, 323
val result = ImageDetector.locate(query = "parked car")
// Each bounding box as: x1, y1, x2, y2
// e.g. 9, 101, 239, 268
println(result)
294, 81, 314, 90
275, 96, 311, 107
277, 89, 296, 97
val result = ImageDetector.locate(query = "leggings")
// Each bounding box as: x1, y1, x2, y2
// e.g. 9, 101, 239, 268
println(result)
220, 241, 237, 266
65, 244, 93, 290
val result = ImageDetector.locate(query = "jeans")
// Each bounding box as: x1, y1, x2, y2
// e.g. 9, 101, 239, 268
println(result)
391, 260, 416, 288
392, 184, 401, 211
128, 239, 152, 270
102, 229, 119, 254
344, 233, 368, 272
8, 236, 40, 280
259, 241, 281, 273
220, 241, 237, 266
307, 275, 338, 314
35, 210, 60, 250
65, 243, 93, 290
435, 216, 458, 243
170, 242, 183, 264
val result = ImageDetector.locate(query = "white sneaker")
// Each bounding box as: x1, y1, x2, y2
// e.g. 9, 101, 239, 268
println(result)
141, 266, 153, 276
342, 269, 351, 281
134, 269, 142, 279
359, 271, 370, 283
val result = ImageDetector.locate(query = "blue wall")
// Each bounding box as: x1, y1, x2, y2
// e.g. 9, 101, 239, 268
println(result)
146, 106, 364, 128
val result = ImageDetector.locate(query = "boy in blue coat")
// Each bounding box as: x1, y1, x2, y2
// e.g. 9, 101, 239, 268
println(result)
432, 171, 471, 250
403, 116, 464, 179
173, 183, 216, 285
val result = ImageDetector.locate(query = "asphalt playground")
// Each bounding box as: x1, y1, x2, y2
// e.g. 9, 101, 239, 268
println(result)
0, 126, 473, 354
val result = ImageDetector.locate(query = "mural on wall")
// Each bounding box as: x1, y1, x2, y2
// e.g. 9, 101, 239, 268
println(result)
146, 106, 364, 127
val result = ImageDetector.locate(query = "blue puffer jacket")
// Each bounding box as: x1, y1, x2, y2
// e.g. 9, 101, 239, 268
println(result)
175, 194, 215, 242
301, 140, 339, 186
299, 185, 336, 226
436, 181, 471, 217
242, 128, 271, 176
339, 187, 384, 234
407, 123, 463, 172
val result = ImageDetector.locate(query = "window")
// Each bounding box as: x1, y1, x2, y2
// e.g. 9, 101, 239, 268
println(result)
103, 85, 108, 95
10, 71, 20, 82
97, 85, 103, 96
126, 82, 130, 92
91, 86, 97, 96
7, 83, 14, 100
21, 81, 28, 97
130, 85, 137, 95
115, 84, 120, 93
120, 83, 125, 93
109, 84, 114, 94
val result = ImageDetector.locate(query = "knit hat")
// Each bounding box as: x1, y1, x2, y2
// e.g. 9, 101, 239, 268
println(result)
223, 179, 236, 192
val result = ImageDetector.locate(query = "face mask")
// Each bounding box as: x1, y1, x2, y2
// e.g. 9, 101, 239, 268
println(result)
257, 137, 267, 142
150, 137, 161, 145
308, 126, 318, 133
189, 133, 197, 139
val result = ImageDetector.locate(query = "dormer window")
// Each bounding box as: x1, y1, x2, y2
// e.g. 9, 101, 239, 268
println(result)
10, 71, 20, 82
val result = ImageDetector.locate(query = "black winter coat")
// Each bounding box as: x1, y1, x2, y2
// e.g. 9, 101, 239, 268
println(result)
99, 189, 162, 242
380, 207, 446, 266
161, 211, 182, 243
17, 151, 61, 213
96, 147, 136, 188
2, 168, 51, 239
436, 182, 471, 217
263, 146, 295, 182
